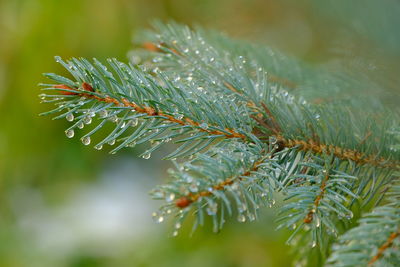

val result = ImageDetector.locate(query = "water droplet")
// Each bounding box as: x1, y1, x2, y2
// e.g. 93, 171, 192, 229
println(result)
199, 123, 208, 130
210, 57, 215, 62
248, 213, 255, 221
120, 122, 126, 128
206, 203, 218, 215
316, 217, 321, 227
172, 230, 179, 237
166, 193, 175, 202
175, 222, 181, 229
65, 129, 74, 138
345, 212, 353, 220
94, 144, 103, 150
237, 214, 246, 223
231, 183, 239, 190
238, 203, 247, 213
142, 152, 151, 159
107, 139, 115, 145
111, 115, 118, 123
99, 110, 108, 118
81, 136, 91, 145
77, 122, 84, 129
84, 116, 92, 124
66, 113, 74, 122
152, 212, 164, 223
189, 184, 198, 192
311, 241, 317, 248
195, 50, 200, 55
130, 118, 138, 127
183, 48, 189, 53
174, 113, 184, 120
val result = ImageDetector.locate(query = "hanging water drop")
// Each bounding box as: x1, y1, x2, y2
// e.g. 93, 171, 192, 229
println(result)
175, 222, 181, 229
345, 212, 353, 220
81, 136, 91, 145
66, 113, 74, 122
237, 214, 246, 223
189, 183, 198, 192
172, 230, 179, 237
94, 144, 103, 150
206, 203, 217, 215
130, 118, 138, 127
99, 110, 108, 118
108, 139, 115, 145
316, 217, 321, 227
311, 241, 317, 248
248, 213, 255, 221
152, 212, 164, 223
199, 123, 208, 130
175, 113, 184, 120
83, 116, 92, 125
142, 152, 151, 159
166, 193, 175, 202
65, 129, 74, 138
111, 115, 118, 123
238, 203, 247, 213
77, 122, 84, 129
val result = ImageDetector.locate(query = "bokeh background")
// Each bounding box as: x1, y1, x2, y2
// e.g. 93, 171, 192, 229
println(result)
0, 1, 399, 266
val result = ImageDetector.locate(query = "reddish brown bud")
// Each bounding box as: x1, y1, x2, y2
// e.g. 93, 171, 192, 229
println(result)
142, 42, 161, 52
54, 84, 77, 95
82, 82, 94, 92
175, 196, 192, 208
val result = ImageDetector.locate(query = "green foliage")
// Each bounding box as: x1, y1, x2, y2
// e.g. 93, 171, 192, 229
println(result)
328, 184, 400, 267
39, 22, 400, 265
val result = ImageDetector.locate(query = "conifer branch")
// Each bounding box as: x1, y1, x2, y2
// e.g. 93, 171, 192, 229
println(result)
39, 21, 400, 265
54, 83, 246, 140
369, 228, 400, 265
136, 24, 399, 171
174, 152, 267, 209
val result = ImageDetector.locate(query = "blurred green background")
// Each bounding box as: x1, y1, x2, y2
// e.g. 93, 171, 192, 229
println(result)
0, 1, 399, 266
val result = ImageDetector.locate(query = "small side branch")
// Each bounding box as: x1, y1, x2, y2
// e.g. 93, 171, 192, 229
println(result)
304, 171, 329, 223
368, 228, 400, 265
56, 83, 246, 140
175, 156, 266, 208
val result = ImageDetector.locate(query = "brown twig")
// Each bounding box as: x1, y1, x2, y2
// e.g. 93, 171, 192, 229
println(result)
368, 228, 400, 265
175, 156, 266, 208
304, 172, 329, 223
56, 83, 246, 140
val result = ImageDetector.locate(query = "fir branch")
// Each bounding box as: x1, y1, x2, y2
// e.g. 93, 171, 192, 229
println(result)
52, 83, 245, 140
40, 56, 253, 157
134, 22, 400, 171
174, 151, 267, 209
277, 156, 357, 248
328, 184, 400, 266
369, 228, 400, 265
150, 141, 283, 234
